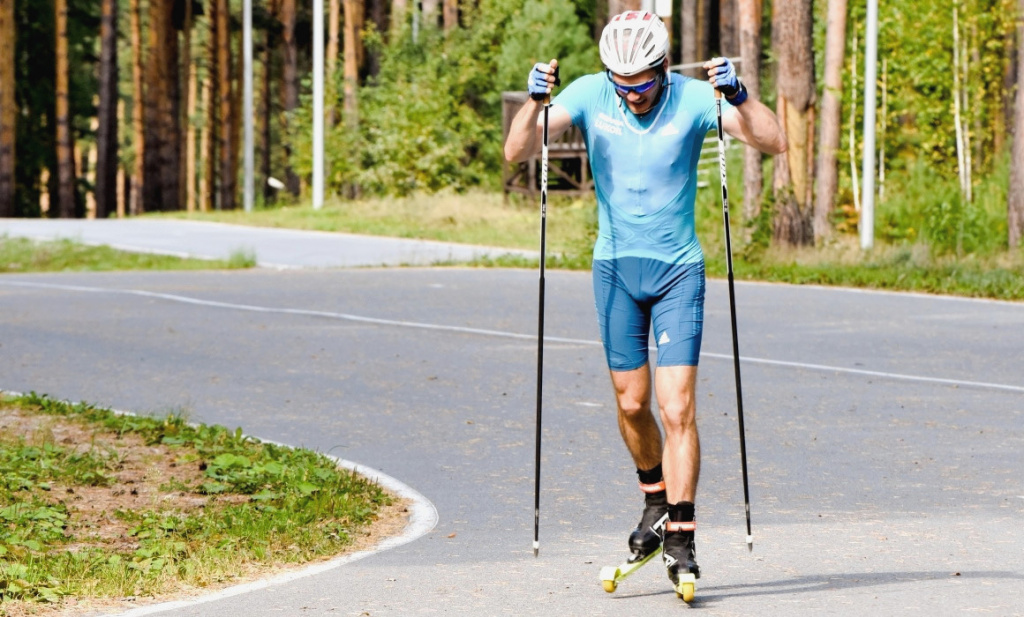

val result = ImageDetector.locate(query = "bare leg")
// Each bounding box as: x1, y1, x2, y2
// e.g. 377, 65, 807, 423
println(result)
654, 365, 699, 503
609, 364, 662, 471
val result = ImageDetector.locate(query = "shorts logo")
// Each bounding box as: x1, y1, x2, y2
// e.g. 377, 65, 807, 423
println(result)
658, 331, 671, 345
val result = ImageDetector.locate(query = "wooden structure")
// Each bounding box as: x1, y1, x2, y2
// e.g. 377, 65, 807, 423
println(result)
502, 91, 593, 199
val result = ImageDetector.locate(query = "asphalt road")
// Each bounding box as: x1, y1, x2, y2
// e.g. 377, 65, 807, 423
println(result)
2, 254, 1023, 615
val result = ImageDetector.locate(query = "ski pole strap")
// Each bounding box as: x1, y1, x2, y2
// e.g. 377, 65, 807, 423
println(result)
638, 480, 666, 493
666, 521, 696, 533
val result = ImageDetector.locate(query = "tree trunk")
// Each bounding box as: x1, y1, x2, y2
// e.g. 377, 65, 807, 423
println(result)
261, 0, 276, 204
390, 0, 407, 40
229, 24, 242, 206
367, 0, 385, 77
443, 0, 457, 31
771, 0, 815, 246
737, 0, 762, 227
185, 51, 197, 212
343, 0, 361, 131
218, 0, 236, 208
130, 0, 145, 214
719, 0, 737, 58
180, 0, 194, 211
0, 0, 15, 216
608, 0, 641, 18
95, 0, 118, 219
201, 36, 215, 211
421, 0, 438, 27
1009, 0, 1024, 248
144, 0, 180, 212
279, 0, 299, 196
696, 0, 710, 62
813, 0, 847, 243
680, 0, 698, 74
327, 0, 341, 126
54, 0, 75, 218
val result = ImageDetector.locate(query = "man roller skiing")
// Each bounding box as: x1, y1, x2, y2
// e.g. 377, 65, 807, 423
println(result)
504, 11, 786, 594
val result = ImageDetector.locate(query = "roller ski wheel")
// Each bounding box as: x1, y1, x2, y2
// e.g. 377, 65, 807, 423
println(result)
598, 544, 663, 593
664, 516, 700, 604
600, 480, 669, 593
673, 572, 697, 602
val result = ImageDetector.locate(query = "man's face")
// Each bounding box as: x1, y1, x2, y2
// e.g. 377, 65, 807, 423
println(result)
608, 67, 663, 116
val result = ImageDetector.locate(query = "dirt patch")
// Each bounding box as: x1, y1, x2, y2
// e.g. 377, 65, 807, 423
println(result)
0, 406, 413, 617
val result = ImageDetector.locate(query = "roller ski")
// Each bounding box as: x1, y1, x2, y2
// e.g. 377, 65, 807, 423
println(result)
600, 481, 668, 593
663, 502, 700, 603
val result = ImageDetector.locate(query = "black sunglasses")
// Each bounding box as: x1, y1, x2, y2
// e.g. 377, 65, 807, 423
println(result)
606, 70, 661, 96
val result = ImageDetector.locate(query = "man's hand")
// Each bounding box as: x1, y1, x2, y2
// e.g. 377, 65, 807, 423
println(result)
528, 59, 561, 101
704, 57, 745, 104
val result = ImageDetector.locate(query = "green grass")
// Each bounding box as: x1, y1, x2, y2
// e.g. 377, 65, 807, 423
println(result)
0, 236, 256, 273
158, 190, 598, 260
16, 163, 1020, 301
0, 392, 391, 609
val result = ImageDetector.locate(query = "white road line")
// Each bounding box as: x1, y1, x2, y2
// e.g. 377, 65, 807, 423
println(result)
3, 279, 1023, 394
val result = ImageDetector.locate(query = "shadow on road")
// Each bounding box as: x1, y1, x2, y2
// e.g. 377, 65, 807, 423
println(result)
609, 570, 1024, 605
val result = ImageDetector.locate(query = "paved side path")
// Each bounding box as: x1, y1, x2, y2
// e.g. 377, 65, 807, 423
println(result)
0, 218, 536, 268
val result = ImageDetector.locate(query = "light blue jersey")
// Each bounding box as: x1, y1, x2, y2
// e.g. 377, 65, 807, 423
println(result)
553, 72, 726, 265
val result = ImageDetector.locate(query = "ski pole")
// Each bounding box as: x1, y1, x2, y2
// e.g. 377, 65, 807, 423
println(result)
715, 89, 753, 552
532, 88, 551, 558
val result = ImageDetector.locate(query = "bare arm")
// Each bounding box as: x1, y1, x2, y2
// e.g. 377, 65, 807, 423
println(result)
503, 59, 573, 163
504, 99, 574, 163
703, 56, 787, 155
721, 100, 788, 155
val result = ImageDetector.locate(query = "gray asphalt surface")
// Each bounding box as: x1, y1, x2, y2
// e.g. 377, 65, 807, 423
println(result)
1, 222, 1023, 616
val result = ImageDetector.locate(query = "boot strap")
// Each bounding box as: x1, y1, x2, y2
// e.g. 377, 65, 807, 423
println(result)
665, 521, 696, 533
638, 480, 666, 494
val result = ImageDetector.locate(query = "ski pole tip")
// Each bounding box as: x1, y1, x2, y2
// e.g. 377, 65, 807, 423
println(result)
533, 540, 539, 557
746, 535, 754, 552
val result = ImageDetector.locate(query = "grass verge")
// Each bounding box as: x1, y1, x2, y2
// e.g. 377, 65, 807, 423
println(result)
161, 188, 1024, 301
0, 392, 398, 616
1, 236, 256, 273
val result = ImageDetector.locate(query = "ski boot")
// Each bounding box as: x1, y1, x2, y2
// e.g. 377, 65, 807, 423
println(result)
663, 501, 700, 603
628, 480, 669, 562
599, 480, 668, 593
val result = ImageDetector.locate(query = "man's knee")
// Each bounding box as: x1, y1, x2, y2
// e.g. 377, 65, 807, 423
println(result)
660, 397, 697, 433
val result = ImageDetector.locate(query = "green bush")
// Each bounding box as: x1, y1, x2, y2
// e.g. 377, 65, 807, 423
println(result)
294, 0, 600, 198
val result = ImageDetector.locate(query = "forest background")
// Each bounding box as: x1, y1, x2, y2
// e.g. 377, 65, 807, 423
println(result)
1, 0, 1023, 260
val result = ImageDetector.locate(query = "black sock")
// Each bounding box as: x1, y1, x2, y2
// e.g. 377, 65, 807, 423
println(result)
668, 501, 695, 522
637, 463, 663, 486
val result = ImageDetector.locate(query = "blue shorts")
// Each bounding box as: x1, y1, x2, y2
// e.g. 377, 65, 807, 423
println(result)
592, 257, 706, 371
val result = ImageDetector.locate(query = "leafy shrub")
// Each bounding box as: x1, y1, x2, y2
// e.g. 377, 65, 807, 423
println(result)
294, 0, 600, 198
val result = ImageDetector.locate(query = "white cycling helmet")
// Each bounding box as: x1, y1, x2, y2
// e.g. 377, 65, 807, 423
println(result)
599, 11, 669, 77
